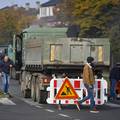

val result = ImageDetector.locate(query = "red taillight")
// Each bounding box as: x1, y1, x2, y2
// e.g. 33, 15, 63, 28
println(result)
43, 78, 50, 84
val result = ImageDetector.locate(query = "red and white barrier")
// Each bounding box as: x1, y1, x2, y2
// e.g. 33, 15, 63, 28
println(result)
47, 78, 108, 105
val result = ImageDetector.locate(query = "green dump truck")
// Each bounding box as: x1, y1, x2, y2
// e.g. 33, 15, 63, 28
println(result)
13, 26, 110, 103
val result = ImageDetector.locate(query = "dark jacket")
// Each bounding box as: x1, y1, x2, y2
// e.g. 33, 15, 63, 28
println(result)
109, 66, 120, 81
0, 60, 14, 74
116, 66, 120, 80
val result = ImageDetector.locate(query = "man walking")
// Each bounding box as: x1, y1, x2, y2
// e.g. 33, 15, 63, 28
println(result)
0, 55, 13, 94
109, 63, 120, 100
76, 57, 99, 113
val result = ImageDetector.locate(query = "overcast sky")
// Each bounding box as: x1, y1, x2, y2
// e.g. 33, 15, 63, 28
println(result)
0, 0, 48, 9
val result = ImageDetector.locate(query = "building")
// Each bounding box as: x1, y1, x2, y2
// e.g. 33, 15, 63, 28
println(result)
37, 0, 61, 18
34, 0, 62, 27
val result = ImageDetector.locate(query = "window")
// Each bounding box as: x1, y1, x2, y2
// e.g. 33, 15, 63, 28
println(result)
41, 7, 47, 17
16, 38, 22, 52
97, 46, 103, 62
40, 7, 53, 17
90, 45, 104, 63
50, 45, 62, 62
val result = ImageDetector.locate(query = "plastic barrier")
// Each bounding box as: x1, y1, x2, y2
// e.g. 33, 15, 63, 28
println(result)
47, 77, 108, 105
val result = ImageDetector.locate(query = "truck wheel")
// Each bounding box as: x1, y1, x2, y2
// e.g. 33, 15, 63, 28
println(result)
39, 90, 48, 104
35, 80, 40, 103
31, 76, 36, 101
23, 88, 31, 98
21, 71, 26, 93
21, 72, 31, 98
35, 77, 47, 104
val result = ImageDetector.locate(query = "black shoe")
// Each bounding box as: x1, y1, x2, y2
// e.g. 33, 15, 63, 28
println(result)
109, 97, 116, 101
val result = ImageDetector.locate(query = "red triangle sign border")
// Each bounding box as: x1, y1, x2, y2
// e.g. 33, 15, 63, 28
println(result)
55, 78, 79, 99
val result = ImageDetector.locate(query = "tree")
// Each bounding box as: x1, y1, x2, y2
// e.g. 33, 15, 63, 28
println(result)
58, 0, 120, 37
0, 9, 17, 43
0, 8, 36, 44
109, 24, 120, 64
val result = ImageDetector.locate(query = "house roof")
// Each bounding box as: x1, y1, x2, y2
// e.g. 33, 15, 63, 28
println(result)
41, 0, 61, 7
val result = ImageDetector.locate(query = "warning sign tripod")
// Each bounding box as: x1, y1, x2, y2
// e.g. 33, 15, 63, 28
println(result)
47, 77, 108, 109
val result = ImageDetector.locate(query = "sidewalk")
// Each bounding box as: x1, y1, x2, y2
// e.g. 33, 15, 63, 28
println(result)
0, 78, 22, 98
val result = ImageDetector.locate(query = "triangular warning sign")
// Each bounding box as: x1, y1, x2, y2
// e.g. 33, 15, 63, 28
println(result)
55, 78, 79, 99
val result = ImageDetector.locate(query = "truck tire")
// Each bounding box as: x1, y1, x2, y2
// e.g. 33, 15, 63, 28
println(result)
39, 90, 48, 104
21, 71, 31, 98
31, 76, 36, 101
21, 71, 26, 93
35, 77, 47, 104
23, 88, 31, 98
35, 80, 40, 103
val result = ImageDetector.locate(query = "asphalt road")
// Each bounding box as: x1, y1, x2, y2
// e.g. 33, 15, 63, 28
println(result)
0, 79, 120, 120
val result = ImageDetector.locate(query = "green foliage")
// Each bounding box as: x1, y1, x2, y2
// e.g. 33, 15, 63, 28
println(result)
0, 8, 36, 44
109, 25, 120, 63
59, 0, 120, 37
110, 25, 120, 51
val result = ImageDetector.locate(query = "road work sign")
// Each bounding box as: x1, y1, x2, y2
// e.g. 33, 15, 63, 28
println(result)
55, 78, 79, 99
47, 78, 108, 105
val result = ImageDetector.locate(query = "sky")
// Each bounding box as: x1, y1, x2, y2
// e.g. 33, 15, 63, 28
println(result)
0, 0, 48, 9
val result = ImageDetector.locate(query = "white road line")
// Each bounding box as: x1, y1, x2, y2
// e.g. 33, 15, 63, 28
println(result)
45, 109, 55, 113
105, 103, 120, 108
0, 98, 16, 105
23, 100, 37, 106
59, 113, 71, 118
35, 105, 43, 108
21, 98, 40, 106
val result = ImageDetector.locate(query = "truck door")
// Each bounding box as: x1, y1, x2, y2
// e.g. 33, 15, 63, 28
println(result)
15, 35, 23, 71
70, 45, 84, 63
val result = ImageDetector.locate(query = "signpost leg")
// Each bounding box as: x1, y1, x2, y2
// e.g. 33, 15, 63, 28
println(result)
75, 102, 81, 111
58, 100, 62, 110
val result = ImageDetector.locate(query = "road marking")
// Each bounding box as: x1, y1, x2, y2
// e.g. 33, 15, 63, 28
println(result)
19, 97, 80, 120
0, 98, 16, 105
105, 102, 120, 108
35, 105, 43, 108
21, 98, 40, 106
59, 113, 71, 118
45, 109, 55, 113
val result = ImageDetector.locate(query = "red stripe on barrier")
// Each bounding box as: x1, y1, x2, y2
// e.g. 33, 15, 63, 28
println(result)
74, 101, 78, 104
53, 100, 56, 104
65, 100, 69, 104
54, 80, 57, 88
86, 100, 89, 104
74, 81, 80, 88
98, 81, 101, 89
98, 100, 101, 104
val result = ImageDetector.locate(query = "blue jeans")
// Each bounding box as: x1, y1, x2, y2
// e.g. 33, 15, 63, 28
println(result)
79, 84, 95, 110
2, 72, 10, 93
110, 79, 117, 98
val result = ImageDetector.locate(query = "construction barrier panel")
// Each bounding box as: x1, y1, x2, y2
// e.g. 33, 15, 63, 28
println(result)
47, 77, 108, 105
